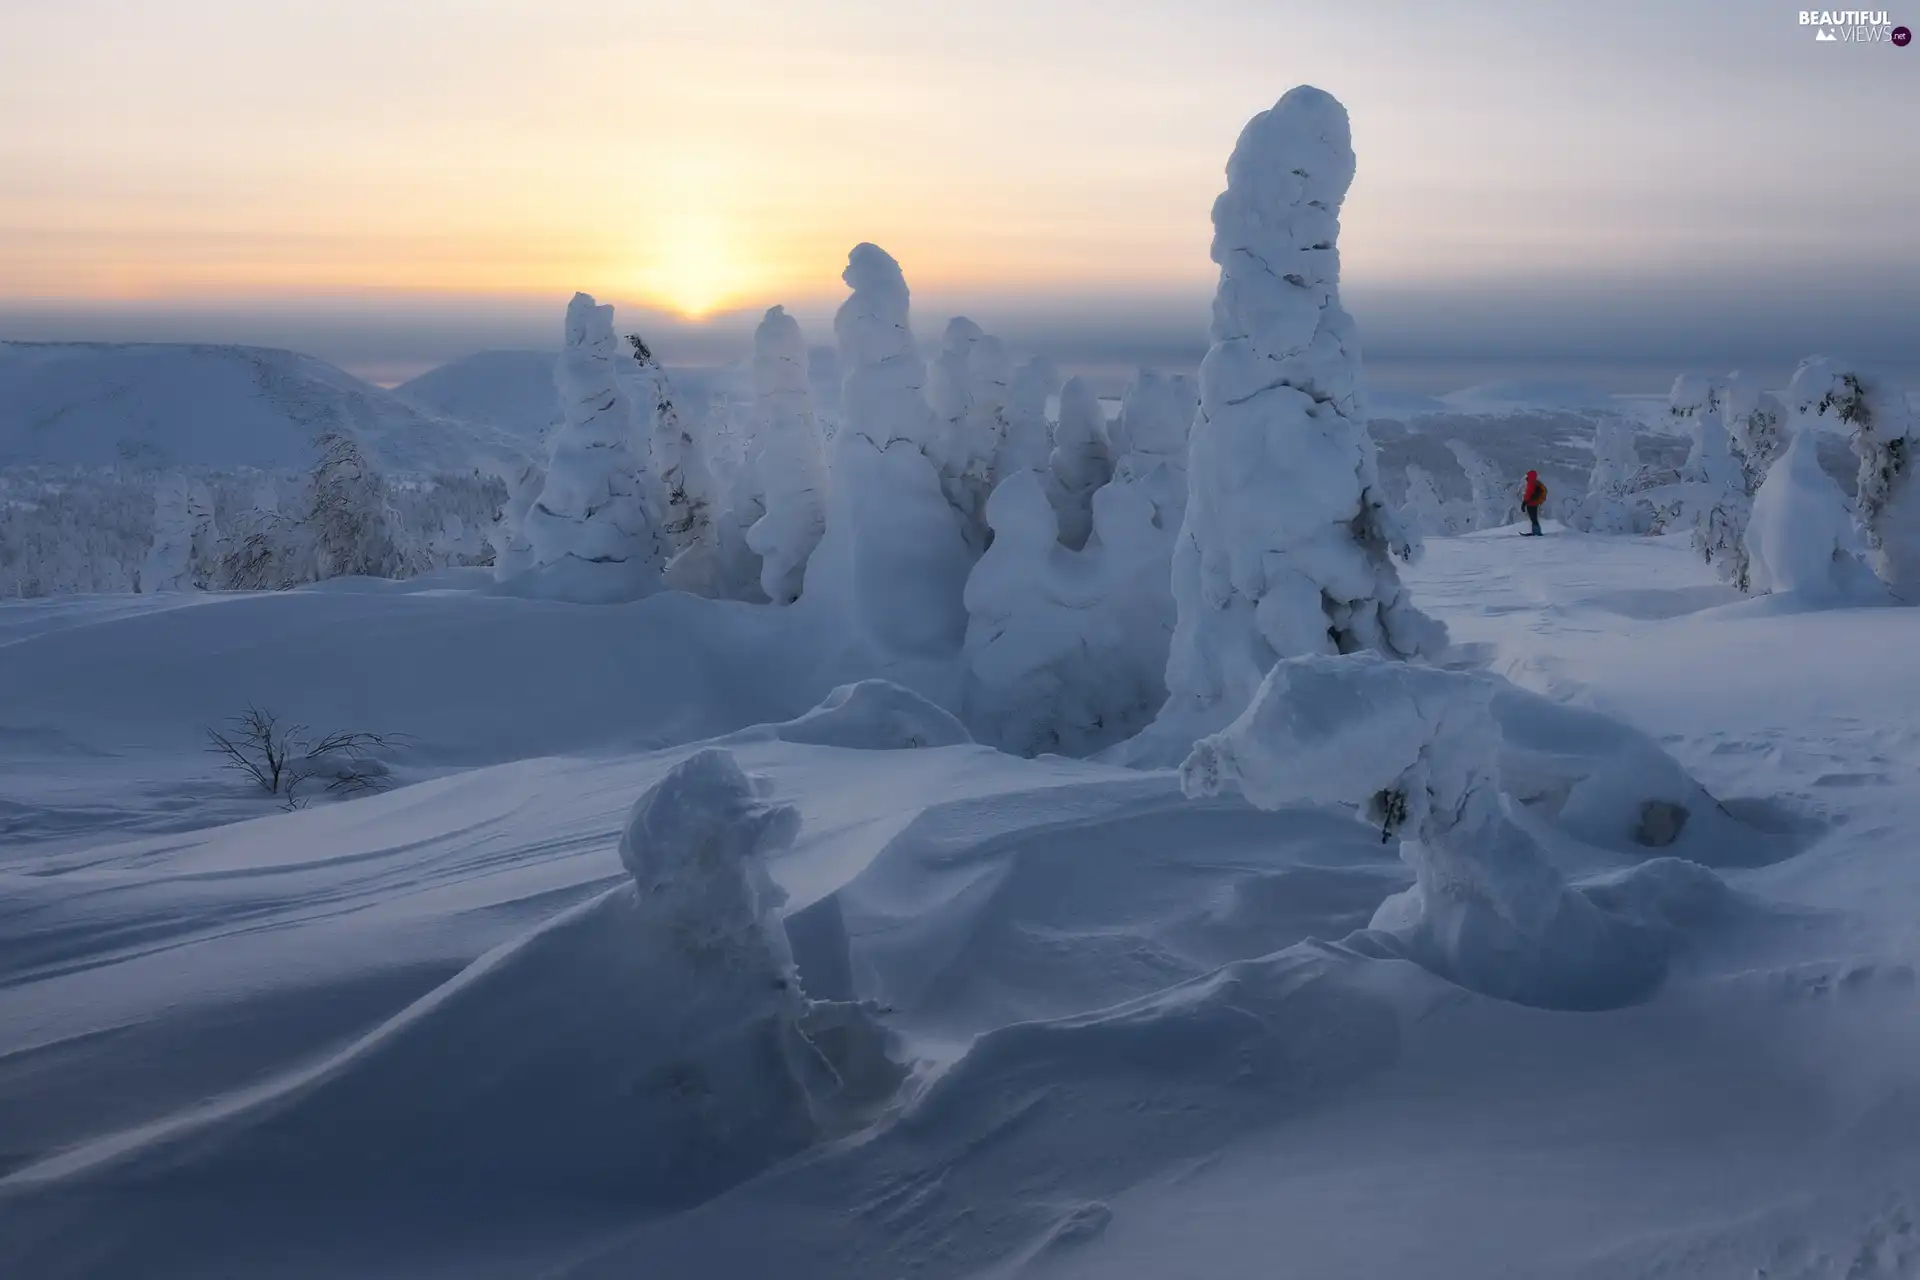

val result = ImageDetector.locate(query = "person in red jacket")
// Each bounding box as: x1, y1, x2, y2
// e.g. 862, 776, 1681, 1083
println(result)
1520, 470, 1547, 536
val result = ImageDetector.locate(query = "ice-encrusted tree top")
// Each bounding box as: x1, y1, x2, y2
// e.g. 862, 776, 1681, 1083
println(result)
1159, 85, 1441, 740
834, 243, 937, 455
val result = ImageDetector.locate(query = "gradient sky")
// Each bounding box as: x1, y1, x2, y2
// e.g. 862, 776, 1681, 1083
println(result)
4, 0, 1916, 387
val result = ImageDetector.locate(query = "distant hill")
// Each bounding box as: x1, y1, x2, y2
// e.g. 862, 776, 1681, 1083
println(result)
0, 342, 527, 473
393, 349, 562, 446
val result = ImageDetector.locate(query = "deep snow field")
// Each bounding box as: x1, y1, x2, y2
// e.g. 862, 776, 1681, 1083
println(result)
3, 525, 1917, 1280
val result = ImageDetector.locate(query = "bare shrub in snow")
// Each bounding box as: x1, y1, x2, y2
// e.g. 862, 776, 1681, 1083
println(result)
206, 704, 401, 809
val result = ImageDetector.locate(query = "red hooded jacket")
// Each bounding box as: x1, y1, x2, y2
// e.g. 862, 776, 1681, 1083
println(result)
1522, 471, 1547, 507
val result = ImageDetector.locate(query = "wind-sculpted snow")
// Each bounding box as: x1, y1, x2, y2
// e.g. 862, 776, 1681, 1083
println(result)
766, 679, 972, 750
1182, 654, 1750, 1010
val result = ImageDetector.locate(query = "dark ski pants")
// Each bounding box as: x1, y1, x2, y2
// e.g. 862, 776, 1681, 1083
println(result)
1524, 504, 1542, 535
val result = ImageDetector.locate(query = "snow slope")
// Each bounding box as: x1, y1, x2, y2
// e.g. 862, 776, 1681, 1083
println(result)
2, 532, 1919, 1279
392, 348, 563, 445
0, 342, 525, 473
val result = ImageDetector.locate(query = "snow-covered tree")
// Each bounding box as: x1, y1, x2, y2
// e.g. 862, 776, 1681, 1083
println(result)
1447, 440, 1515, 531
141, 474, 219, 592
1181, 653, 1672, 1010
743, 305, 829, 604
626, 331, 724, 594
1665, 376, 1752, 588
803, 244, 972, 657
963, 469, 1174, 755
304, 430, 417, 580
521, 293, 667, 599
1113, 369, 1195, 534
1046, 376, 1114, 550
1722, 371, 1787, 495
1789, 356, 1920, 599
1400, 464, 1451, 537
1745, 417, 1877, 598
926, 317, 1013, 551
1569, 415, 1647, 534
1155, 85, 1442, 747
996, 356, 1057, 480
488, 458, 544, 581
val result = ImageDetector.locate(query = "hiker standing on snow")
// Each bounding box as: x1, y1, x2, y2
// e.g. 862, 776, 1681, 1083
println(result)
1520, 470, 1547, 536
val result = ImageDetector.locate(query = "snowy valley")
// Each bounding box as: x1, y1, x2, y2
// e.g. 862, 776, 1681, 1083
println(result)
3, 83, 1920, 1280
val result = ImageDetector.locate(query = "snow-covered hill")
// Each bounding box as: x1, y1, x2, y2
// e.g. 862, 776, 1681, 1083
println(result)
392, 348, 563, 446
2, 531, 1918, 1279
0, 342, 527, 473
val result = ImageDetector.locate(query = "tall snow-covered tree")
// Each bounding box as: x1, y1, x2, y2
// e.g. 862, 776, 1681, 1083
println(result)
626, 331, 723, 591
996, 356, 1057, 480
521, 292, 666, 597
1722, 371, 1787, 495
1400, 464, 1450, 537
803, 244, 971, 657
744, 305, 829, 604
1155, 85, 1443, 746
141, 473, 220, 592
488, 457, 544, 581
1745, 417, 1877, 598
304, 430, 416, 580
1573, 414, 1646, 533
1113, 369, 1195, 534
1788, 355, 1920, 599
926, 317, 1012, 550
1447, 440, 1514, 531
1046, 376, 1114, 551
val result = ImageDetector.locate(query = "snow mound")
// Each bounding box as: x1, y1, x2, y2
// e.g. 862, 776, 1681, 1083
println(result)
1181, 654, 1747, 1010
393, 348, 562, 444
0, 341, 523, 473
769, 680, 972, 750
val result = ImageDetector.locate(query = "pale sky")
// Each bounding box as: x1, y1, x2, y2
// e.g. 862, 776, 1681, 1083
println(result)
4, 0, 1916, 386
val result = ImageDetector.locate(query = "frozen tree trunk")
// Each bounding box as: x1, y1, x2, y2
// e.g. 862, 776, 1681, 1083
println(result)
803, 244, 972, 658
744, 306, 829, 604
1789, 356, 1920, 599
521, 293, 667, 599
996, 356, 1058, 481
1046, 377, 1114, 551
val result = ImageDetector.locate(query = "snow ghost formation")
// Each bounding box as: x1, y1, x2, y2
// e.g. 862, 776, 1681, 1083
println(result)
1158, 85, 1442, 745
616, 749, 904, 1185
1046, 376, 1115, 550
805, 244, 972, 657
141, 474, 219, 592
1181, 654, 1675, 1010
998, 356, 1058, 479
625, 333, 725, 596
743, 305, 829, 604
963, 468, 1175, 755
1722, 371, 1787, 493
488, 458, 544, 581
1577, 414, 1646, 534
1670, 374, 1752, 590
303, 429, 412, 581
522, 293, 666, 598
1113, 369, 1196, 533
1788, 356, 1920, 599
1744, 413, 1875, 598
1448, 440, 1514, 532
1400, 464, 1451, 537
927, 316, 1013, 551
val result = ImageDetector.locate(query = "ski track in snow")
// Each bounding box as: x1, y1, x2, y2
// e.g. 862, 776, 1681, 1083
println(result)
3, 527, 1920, 1278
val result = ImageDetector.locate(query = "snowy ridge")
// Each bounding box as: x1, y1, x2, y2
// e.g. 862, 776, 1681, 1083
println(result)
0, 341, 526, 472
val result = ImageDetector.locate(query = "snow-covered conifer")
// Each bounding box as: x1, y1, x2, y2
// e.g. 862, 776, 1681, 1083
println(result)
1670, 378, 1752, 589
1113, 369, 1194, 533
1722, 371, 1787, 494
1400, 464, 1450, 537
141, 474, 219, 592
1046, 376, 1114, 550
803, 244, 971, 657
1448, 441, 1514, 531
927, 317, 1013, 550
1745, 417, 1876, 598
488, 458, 544, 581
1155, 86, 1441, 745
744, 305, 829, 604
521, 293, 666, 597
995, 356, 1057, 480
1573, 414, 1646, 533
303, 430, 416, 580
1788, 356, 1920, 598
625, 331, 725, 594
